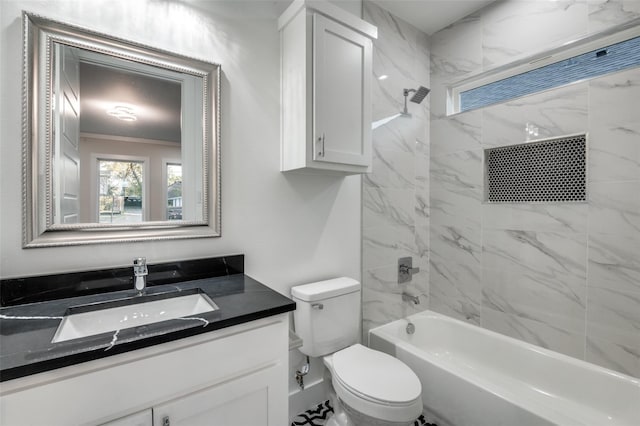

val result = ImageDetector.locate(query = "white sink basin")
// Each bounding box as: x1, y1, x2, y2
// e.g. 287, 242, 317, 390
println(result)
52, 290, 218, 343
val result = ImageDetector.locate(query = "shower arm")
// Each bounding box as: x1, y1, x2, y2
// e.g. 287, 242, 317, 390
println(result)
402, 88, 416, 115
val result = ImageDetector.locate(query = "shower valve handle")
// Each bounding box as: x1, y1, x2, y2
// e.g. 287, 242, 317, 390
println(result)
398, 256, 419, 283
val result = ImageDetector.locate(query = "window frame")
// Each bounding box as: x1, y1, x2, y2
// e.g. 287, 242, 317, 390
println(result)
447, 19, 640, 115
91, 153, 150, 223
162, 159, 183, 221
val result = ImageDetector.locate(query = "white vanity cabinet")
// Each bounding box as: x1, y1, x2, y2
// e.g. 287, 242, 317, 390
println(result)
279, 0, 377, 175
152, 361, 281, 425
0, 315, 288, 426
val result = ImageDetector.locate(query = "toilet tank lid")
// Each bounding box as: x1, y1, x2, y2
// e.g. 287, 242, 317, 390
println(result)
291, 277, 360, 302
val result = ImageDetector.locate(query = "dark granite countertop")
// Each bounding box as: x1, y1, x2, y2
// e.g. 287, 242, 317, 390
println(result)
0, 256, 295, 382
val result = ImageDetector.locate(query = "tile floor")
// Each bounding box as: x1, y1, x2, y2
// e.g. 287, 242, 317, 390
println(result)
290, 400, 434, 426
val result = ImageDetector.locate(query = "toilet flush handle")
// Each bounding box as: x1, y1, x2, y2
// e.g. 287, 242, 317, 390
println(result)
311, 303, 324, 310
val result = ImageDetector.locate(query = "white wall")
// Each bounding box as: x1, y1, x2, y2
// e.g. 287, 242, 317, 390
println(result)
0, 0, 361, 297
328, 0, 362, 17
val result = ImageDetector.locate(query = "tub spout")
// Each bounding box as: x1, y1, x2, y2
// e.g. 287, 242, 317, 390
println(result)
402, 292, 420, 305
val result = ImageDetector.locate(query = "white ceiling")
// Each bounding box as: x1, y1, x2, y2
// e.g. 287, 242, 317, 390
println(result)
370, 0, 495, 35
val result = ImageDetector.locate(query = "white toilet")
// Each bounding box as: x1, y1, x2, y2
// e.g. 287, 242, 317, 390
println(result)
291, 277, 422, 426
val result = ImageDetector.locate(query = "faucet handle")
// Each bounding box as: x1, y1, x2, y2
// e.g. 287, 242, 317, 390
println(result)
398, 257, 419, 283
133, 257, 148, 275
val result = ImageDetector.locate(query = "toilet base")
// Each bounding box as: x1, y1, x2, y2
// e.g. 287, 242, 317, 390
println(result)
326, 386, 416, 426
324, 392, 354, 426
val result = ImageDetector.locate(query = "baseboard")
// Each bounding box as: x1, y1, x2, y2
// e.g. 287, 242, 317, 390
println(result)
288, 377, 327, 424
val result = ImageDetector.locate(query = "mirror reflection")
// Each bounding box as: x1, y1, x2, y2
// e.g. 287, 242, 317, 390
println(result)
53, 44, 203, 225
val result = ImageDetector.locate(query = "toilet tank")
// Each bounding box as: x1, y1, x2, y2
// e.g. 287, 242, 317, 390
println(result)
291, 277, 361, 357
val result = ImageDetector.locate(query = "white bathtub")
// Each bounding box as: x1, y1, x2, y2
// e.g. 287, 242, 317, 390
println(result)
369, 310, 640, 426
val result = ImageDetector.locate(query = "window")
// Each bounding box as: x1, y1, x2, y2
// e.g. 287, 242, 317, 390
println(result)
98, 159, 144, 223
166, 163, 183, 220
449, 22, 640, 114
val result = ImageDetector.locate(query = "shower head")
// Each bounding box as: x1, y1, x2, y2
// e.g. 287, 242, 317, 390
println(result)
402, 86, 430, 115
407, 86, 430, 104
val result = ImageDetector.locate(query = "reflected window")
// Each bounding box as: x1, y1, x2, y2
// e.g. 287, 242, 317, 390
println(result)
98, 159, 144, 223
166, 163, 182, 220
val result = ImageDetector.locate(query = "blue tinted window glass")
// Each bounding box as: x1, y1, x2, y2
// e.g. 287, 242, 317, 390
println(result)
460, 36, 640, 112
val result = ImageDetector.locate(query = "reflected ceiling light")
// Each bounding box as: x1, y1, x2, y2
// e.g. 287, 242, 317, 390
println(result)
107, 105, 137, 121
378, 74, 389, 80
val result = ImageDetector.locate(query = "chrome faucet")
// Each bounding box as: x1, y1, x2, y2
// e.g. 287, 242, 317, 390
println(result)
133, 257, 148, 295
401, 292, 419, 335
402, 292, 420, 305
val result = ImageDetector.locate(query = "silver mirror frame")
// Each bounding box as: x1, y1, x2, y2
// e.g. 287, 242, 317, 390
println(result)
22, 12, 221, 248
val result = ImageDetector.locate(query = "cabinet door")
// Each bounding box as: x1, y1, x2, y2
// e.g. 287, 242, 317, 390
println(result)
313, 13, 372, 167
153, 363, 286, 426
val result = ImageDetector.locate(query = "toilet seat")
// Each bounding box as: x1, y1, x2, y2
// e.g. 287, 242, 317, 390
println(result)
327, 344, 422, 423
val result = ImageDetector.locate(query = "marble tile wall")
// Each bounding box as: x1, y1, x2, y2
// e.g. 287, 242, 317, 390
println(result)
361, 0, 639, 377
429, 0, 640, 377
362, 1, 430, 338
430, 0, 640, 376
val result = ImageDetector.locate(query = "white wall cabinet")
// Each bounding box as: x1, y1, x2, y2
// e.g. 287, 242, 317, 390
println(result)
0, 315, 289, 426
279, 0, 377, 175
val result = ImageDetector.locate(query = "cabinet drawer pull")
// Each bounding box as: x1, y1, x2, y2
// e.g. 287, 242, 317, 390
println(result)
317, 134, 325, 157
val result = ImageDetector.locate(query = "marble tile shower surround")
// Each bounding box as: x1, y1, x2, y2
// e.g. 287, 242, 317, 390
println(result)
429, 0, 640, 377
362, 1, 430, 338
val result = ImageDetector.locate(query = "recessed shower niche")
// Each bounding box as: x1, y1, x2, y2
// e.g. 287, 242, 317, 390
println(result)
484, 134, 587, 204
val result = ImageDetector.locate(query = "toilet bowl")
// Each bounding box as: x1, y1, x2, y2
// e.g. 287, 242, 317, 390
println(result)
291, 278, 423, 426
324, 344, 422, 426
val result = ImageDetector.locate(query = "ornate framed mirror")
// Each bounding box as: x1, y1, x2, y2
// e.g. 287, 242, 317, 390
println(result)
22, 12, 221, 247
